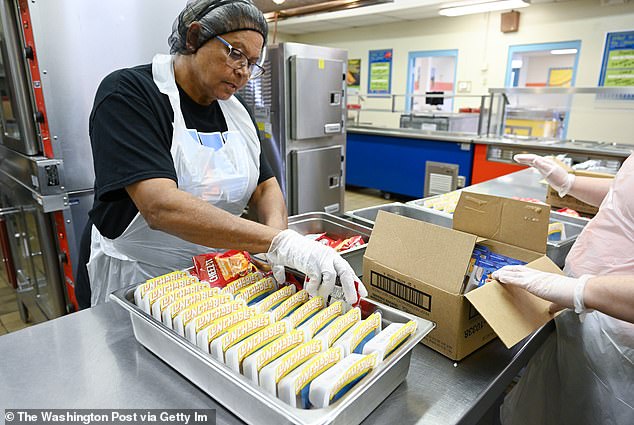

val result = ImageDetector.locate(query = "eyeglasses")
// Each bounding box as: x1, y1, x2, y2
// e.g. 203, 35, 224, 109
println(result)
215, 36, 265, 80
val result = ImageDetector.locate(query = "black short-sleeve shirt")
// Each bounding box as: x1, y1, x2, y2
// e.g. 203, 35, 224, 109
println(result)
88, 64, 274, 239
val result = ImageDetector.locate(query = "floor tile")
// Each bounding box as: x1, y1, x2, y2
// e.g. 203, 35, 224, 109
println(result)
1, 311, 29, 333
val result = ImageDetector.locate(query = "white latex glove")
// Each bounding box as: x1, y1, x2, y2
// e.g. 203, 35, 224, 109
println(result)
491, 265, 592, 314
514, 154, 575, 197
266, 229, 368, 304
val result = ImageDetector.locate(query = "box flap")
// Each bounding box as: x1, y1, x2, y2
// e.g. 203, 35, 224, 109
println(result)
465, 256, 563, 348
453, 192, 549, 254
365, 210, 477, 294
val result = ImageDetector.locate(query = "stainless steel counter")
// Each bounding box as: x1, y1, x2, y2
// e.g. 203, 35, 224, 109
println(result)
465, 167, 547, 201
0, 301, 553, 424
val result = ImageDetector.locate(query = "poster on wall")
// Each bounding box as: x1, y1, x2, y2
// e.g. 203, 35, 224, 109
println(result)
347, 59, 361, 94
368, 49, 392, 94
598, 30, 634, 87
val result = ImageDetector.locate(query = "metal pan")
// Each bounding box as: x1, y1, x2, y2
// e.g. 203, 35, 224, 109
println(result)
110, 285, 434, 425
348, 200, 587, 268
288, 212, 373, 277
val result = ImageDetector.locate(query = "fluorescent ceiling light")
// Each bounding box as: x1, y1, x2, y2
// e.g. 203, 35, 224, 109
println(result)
511, 59, 523, 68
439, 0, 530, 17
551, 48, 578, 55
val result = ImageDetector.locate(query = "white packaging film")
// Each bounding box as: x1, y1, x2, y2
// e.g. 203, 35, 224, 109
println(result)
252, 284, 296, 314
210, 313, 274, 362
308, 352, 379, 408
242, 329, 306, 385
296, 301, 343, 340
277, 347, 344, 408
171, 293, 232, 336
196, 307, 255, 353
224, 320, 291, 372
134, 270, 187, 306
312, 307, 361, 349
150, 282, 208, 320
184, 300, 246, 344
258, 338, 324, 396
362, 321, 418, 360
332, 312, 382, 356
234, 276, 277, 306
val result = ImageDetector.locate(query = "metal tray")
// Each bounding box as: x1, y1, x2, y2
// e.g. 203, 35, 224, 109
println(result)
347, 201, 588, 268
288, 212, 373, 277
110, 285, 434, 425
345, 202, 453, 229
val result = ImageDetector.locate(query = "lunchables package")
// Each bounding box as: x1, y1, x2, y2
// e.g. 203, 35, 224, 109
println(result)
362, 321, 417, 360
312, 307, 361, 349
210, 313, 274, 362
234, 276, 277, 306
140, 275, 201, 314
171, 293, 232, 336
185, 300, 246, 344
242, 329, 306, 385
193, 250, 256, 288
333, 312, 382, 356
252, 284, 296, 314
277, 347, 344, 408
259, 339, 324, 396
224, 320, 291, 372
220, 271, 264, 295
148, 280, 207, 319
463, 244, 526, 293
308, 352, 378, 408
158, 288, 221, 328
282, 296, 325, 329
134, 270, 188, 306
271, 290, 309, 321
296, 301, 344, 340
196, 307, 255, 352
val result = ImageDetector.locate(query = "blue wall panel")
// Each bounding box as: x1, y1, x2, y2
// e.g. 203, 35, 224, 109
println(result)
346, 133, 473, 198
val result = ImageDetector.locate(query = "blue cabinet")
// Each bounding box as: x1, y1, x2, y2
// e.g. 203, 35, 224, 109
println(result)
345, 132, 474, 198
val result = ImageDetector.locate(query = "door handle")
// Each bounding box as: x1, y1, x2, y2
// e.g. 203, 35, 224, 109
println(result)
0, 217, 18, 289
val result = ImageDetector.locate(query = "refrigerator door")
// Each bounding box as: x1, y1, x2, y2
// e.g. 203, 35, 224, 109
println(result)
289, 56, 344, 140
0, 0, 39, 155
291, 145, 343, 214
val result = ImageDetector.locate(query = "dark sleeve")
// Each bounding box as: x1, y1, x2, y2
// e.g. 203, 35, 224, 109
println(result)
90, 77, 176, 203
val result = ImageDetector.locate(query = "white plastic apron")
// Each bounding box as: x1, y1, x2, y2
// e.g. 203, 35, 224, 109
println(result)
87, 54, 260, 306
501, 155, 634, 425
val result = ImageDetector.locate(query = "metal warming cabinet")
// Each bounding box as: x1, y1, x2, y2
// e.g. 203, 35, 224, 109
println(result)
240, 42, 348, 215
0, 0, 185, 322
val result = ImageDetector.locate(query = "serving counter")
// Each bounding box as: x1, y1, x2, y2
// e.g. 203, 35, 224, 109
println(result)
346, 126, 631, 196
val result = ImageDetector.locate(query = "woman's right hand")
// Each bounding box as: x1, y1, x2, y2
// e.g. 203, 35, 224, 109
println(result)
265, 229, 367, 304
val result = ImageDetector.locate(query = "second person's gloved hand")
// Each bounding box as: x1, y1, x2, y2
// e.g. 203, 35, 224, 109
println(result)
266, 229, 368, 304
514, 153, 575, 197
491, 265, 592, 314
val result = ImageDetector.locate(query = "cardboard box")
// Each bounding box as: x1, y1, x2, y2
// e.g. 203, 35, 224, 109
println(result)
363, 192, 563, 361
546, 169, 614, 216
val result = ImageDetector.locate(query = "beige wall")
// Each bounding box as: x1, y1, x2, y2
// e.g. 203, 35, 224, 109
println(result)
277, 0, 634, 143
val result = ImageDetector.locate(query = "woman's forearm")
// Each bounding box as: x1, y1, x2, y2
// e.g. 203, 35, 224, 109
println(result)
584, 275, 634, 323
567, 176, 613, 207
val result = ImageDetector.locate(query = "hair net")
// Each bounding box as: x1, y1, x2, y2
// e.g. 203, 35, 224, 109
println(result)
169, 0, 268, 55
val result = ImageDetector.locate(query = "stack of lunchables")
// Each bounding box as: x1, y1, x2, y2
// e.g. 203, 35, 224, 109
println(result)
132, 252, 419, 410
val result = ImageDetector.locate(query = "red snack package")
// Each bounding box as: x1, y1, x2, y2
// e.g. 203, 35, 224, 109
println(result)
315, 233, 339, 248
192, 250, 256, 288
556, 207, 581, 217
333, 235, 366, 252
